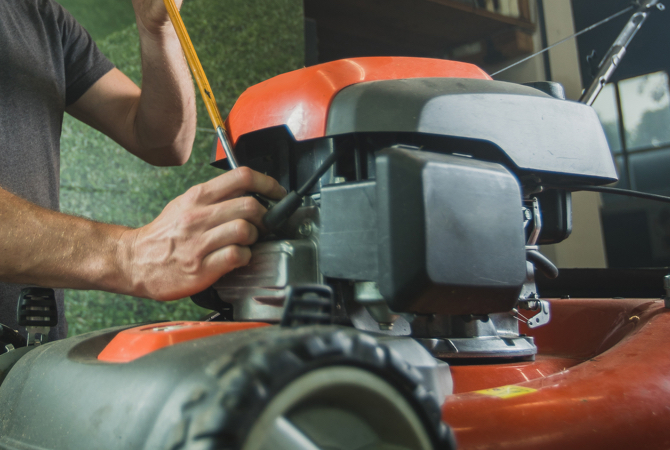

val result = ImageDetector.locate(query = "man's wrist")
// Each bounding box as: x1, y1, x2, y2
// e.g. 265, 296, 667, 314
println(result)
135, 15, 179, 45
110, 227, 141, 297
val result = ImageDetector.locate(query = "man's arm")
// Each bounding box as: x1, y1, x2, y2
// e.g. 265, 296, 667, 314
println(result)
0, 168, 286, 300
65, 0, 196, 166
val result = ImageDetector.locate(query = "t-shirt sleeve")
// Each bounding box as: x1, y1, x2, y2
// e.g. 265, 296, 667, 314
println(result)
56, 3, 115, 106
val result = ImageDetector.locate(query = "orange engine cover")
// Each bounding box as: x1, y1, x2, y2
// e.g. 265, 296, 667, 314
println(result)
215, 57, 490, 163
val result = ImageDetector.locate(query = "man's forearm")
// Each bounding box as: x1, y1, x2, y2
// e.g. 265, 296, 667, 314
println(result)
65, 1, 197, 168
0, 187, 133, 294
131, 16, 196, 166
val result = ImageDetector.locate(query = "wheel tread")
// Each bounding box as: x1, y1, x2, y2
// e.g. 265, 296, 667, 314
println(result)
166, 326, 456, 450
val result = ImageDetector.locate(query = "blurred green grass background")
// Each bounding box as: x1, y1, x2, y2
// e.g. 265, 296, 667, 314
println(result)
58, 0, 304, 336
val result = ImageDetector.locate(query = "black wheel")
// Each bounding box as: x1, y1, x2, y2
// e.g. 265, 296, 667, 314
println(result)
169, 326, 456, 450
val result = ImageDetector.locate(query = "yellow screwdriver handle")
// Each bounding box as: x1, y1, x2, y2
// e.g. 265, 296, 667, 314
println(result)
163, 0, 225, 131
163, 0, 238, 167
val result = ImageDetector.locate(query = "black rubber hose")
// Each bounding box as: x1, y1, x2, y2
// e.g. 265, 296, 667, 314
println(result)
297, 149, 344, 196
527, 249, 559, 279
262, 148, 346, 231
261, 191, 303, 231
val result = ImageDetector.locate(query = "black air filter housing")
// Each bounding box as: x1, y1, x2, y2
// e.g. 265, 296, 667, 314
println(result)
320, 147, 527, 316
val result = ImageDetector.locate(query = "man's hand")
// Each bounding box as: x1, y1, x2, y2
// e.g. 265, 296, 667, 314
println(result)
0, 168, 285, 301
120, 168, 286, 300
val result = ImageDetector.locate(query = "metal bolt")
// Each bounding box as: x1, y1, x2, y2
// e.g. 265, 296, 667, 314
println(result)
664, 275, 670, 309
298, 221, 312, 237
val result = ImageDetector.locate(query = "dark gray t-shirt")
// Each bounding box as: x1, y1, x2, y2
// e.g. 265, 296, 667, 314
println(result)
0, 0, 114, 340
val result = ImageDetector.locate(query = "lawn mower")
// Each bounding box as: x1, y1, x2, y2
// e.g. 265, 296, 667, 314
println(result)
1, 1, 669, 449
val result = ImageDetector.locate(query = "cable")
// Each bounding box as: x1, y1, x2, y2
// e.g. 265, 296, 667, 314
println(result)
491, 5, 634, 77
550, 185, 670, 204
263, 147, 347, 231
526, 249, 559, 279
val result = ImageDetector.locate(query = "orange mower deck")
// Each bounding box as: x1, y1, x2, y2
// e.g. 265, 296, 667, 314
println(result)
444, 298, 670, 449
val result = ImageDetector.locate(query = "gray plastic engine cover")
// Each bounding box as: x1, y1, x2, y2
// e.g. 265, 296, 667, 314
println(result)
326, 78, 617, 185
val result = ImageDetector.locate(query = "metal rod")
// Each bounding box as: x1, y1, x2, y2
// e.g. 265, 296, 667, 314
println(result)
580, 0, 664, 105
613, 82, 632, 188
216, 126, 239, 169
536, 0, 552, 81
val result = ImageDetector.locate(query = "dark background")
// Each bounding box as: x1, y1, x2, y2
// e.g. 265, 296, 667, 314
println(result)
572, 0, 670, 86
573, 0, 670, 269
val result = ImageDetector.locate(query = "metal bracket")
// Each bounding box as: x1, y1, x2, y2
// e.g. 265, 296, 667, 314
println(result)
523, 300, 551, 328
526, 197, 542, 246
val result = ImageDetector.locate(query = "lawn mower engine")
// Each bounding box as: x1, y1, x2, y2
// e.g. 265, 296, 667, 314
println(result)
0, 57, 618, 450
203, 57, 616, 360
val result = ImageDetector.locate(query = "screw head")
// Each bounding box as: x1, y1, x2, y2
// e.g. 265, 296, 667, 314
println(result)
523, 208, 533, 221
298, 221, 312, 236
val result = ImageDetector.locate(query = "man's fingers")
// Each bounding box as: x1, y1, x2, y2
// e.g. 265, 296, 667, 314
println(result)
199, 219, 259, 257
228, 167, 287, 200
188, 196, 267, 232
194, 167, 287, 204
202, 244, 252, 276
192, 220, 257, 287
